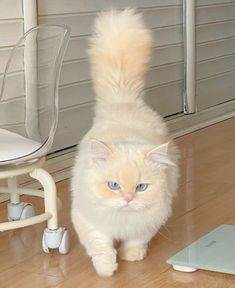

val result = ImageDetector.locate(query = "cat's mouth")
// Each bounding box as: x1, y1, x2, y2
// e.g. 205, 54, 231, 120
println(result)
119, 205, 135, 211
122, 203, 132, 209
103, 199, 146, 210
119, 201, 145, 211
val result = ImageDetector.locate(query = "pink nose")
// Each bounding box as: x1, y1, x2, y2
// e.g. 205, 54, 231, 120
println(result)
124, 195, 133, 203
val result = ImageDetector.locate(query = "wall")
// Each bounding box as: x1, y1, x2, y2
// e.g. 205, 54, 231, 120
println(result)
196, 1, 235, 111
38, 0, 184, 152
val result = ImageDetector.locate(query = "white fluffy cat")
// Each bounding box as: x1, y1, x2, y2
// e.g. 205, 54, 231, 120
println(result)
71, 9, 179, 277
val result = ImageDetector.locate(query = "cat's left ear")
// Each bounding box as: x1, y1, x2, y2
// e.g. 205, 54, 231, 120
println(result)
90, 139, 112, 164
146, 142, 175, 167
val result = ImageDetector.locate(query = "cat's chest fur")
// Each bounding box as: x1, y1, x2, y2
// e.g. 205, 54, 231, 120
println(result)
79, 201, 169, 241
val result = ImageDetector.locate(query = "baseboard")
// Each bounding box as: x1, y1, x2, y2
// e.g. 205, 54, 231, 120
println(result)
23, 148, 76, 187
28, 99, 235, 184
1, 100, 235, 203
168, 100, 235, 137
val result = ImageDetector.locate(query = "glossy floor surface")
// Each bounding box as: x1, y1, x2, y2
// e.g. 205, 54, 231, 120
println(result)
1, 118, 235, 287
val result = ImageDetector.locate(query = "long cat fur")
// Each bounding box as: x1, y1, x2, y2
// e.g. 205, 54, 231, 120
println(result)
71, 9, 179, 277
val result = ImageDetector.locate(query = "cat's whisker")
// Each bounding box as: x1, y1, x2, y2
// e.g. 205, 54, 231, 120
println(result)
157, 228, 174, 243
162, 224, 171, 236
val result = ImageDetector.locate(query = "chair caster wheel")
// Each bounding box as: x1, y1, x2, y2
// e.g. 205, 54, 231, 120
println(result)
59, 229, 70, 254
7, 202, 35, 221
42, 227, 70, 254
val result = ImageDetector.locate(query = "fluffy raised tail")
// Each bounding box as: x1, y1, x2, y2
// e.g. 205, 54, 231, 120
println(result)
89, 9, 152, 103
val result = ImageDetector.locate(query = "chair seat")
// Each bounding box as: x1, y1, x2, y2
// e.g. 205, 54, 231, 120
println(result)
0, 129, 41, 162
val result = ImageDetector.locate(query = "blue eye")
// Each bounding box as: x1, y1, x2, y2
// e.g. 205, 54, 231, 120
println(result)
136, 183, 148, 192
107, 181, 120, 190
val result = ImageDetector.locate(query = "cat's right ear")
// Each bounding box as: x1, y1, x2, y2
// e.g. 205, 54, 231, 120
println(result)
90, 139, 112, 164
146, 142, 176, 167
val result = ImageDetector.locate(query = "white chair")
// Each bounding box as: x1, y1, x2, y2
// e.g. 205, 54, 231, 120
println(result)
0, 24, 71, 254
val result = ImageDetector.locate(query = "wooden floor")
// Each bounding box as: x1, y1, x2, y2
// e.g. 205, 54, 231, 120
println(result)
1, 117, 235, 287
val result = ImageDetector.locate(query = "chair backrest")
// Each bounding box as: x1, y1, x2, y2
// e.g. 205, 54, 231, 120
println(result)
0, 24, 70, 165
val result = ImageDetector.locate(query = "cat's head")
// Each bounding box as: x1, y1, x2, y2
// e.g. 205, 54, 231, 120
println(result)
89, 139, 177, 211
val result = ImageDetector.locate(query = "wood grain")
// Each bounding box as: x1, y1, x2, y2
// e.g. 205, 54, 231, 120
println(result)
0, 117, 235, 287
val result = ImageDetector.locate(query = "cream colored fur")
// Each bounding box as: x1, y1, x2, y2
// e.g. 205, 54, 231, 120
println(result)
71, 9, 179, 277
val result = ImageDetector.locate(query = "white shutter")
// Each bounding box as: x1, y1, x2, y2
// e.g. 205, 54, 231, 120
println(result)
0, 0, 24, 134
38, 0, 184, 152
196, 2, 235, 111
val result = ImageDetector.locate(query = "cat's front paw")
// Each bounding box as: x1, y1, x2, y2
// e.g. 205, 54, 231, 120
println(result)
92, 257, 118, 277
119, 244, 148, 261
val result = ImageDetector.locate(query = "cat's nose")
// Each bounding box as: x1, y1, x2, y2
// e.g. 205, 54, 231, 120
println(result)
124, 194, 134, 203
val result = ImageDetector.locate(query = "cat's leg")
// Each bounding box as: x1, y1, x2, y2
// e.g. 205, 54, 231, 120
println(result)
119, 231, 155, 262
86, 231, 117, 277
119, 239, 149, 261
72, 212, 117, 277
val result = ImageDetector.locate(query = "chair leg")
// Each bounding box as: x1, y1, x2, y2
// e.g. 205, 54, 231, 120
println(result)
30, 168, 58, 230
7, 177, 35, 221
8, 177, 20, 204
30, 167, 70, 254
